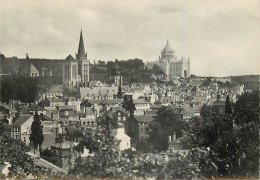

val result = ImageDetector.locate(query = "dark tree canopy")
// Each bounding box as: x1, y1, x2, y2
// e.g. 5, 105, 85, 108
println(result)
1, 76, 39, 103
30, 113, 44, 152
225, 95, 232, 114
152, 64, 165, 75
153, 106, 184, 137
181, 91, 259, 178
122, 95, 136, 115
150, 106, 186, 152
0, 135, 52, 178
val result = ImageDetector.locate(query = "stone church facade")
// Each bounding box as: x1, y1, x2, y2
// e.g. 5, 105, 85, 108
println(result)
0, 30, 90, 88
63, 30, 90, 88
147, 40, 190, 79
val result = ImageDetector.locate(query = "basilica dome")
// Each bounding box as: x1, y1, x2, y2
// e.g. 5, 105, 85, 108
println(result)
162, 40, 174, 54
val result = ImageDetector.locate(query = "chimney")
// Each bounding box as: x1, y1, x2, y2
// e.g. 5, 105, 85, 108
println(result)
173, 131, 176, 141
168, 135, 172, 142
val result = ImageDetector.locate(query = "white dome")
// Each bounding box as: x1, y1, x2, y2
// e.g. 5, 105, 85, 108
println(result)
162, 40, 174, 54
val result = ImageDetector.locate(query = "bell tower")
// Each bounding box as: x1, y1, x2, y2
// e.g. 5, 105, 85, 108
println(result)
76, 30, 89, 85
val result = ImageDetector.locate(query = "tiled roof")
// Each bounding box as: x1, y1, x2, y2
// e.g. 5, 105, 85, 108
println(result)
12, 115, 32, 127
80, 87, 118, 98
182, 105, 202, 115
145, 109, 157, 115
108, 106, 128, 114
133, 99, 149, 104
21, 63, 39, 73
135, 115, 154, 122
47, 85, 64, 93
0, 103, 17, 112
150, 104, 163, 109
47, 97, 64, 102
84, 107, 95, 115
65, 54, 76, 61
88, 99, 123, 105
213, 101, 225, 106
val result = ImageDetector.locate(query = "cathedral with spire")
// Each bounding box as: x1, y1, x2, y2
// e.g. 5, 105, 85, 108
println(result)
147, 40, 190, 79
63, 30, 90, 88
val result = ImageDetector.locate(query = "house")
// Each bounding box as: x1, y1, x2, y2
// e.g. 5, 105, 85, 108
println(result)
27, 104, 47, 115
80, 86, 118, 100
40, 116, 58, 150
79, 107, 97, 130
45, 108, 59, 121
159, 97, 175, 106
43, 85, 64, 99
124, 85, 151, 99
11, 115, 34, 145
0, 103, 17, 124
133, 99, 150, 116
133, 115, 154, 140
58, 106, 78, 125
47, 97, 65, 108
114, 127, 131, 151
87, 99, 123, 116
108, 106, 129, 128
190, 86, 208, 104
89, 80, 104, 87
212, 101, 226, 115
66, 98, 81, 112
182, 104, 202, 121
21, 63, 39, 77
168, 135, 182, 152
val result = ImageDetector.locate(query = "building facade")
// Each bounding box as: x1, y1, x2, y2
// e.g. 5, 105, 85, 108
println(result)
147, 40, 190, 79
63, 30, 90, 88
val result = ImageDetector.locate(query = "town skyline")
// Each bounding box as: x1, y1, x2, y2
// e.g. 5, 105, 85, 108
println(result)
1, 0, 260, 77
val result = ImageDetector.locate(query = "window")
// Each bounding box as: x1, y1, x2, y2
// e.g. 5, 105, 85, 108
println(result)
123, 116, 126, 121
118, 116, 121, 121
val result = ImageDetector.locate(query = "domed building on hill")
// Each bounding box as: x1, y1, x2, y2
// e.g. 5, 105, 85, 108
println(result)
147, 40, 190, 79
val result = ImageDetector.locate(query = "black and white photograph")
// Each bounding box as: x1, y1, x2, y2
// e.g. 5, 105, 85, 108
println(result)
0, 0, 259, 179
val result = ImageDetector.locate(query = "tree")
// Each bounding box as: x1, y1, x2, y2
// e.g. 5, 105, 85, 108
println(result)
0, 76, 39, 103
30, 113, 44, 154
71, 128, 164, 179
150, 106, 186, 152
233, 91, 259, 176
122, 95, 135, 114
150, 123, 169, 152
135, 139, 152, 153
181, 91, 259, 178
0, 135, 52, 178
158, 147, 218, 180
225, 95, 232, 114
97, 105, 117, 137
152, 64, 164, 75
153, 106, 184, 138
122, 95, 136, 139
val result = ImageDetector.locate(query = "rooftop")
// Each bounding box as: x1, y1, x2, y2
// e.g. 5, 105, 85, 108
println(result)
12, 115, 33, 127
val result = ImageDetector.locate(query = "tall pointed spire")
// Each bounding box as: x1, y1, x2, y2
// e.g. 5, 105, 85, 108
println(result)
76, 29, 87, 60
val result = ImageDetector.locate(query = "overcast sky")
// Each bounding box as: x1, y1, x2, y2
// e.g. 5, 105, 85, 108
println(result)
0, 0, 260, 76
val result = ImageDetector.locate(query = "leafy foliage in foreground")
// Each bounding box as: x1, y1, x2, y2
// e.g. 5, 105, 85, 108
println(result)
70, 127, 165, 179
179, 91, 259, 178
0, 135, 51, 178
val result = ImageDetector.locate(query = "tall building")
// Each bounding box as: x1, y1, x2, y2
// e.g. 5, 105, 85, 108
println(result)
147, 40, 190, 79
63, 30, 90, 88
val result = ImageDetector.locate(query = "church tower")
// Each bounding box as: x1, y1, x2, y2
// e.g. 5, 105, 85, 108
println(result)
76, 30, 90, 85
76, 30, 87, 60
